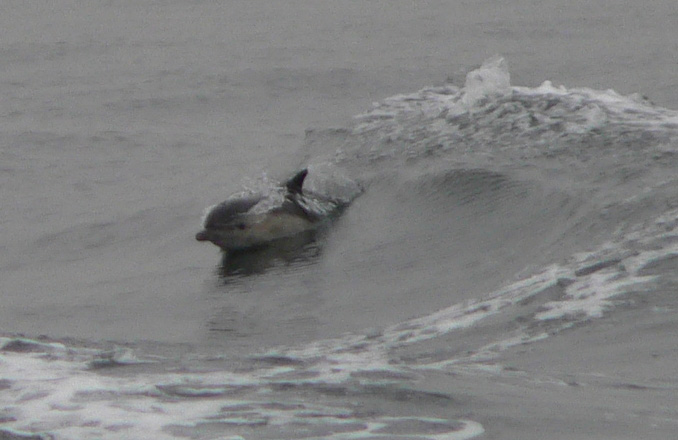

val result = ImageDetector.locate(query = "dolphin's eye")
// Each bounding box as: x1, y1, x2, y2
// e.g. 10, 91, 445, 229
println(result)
236, 222, 247, 230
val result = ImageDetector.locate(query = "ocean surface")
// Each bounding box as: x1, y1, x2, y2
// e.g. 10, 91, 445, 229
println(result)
2, 1, 678, 439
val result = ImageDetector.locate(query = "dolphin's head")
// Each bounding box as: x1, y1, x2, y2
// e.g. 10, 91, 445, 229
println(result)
195, 196, 265, 251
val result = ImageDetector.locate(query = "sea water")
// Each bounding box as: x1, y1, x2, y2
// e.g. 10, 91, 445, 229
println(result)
1, 1, 678, 439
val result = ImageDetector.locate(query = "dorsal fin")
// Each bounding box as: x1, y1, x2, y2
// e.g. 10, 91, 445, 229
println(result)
285, 169, 308, 195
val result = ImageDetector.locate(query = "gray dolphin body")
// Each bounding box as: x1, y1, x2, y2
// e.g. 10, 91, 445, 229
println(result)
196, 169, 334, 252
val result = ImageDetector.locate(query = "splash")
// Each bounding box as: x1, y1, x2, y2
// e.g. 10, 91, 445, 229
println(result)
462, 55, 512, 107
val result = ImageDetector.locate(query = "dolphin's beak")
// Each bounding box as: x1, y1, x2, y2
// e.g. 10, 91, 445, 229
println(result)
195, 230, 210, 241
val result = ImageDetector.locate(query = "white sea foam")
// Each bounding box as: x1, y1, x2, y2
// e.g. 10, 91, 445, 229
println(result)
352, 55, 678, 145
0, 344, 484, 439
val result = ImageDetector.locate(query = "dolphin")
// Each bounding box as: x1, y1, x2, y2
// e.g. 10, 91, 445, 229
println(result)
196, 169, 337, 252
